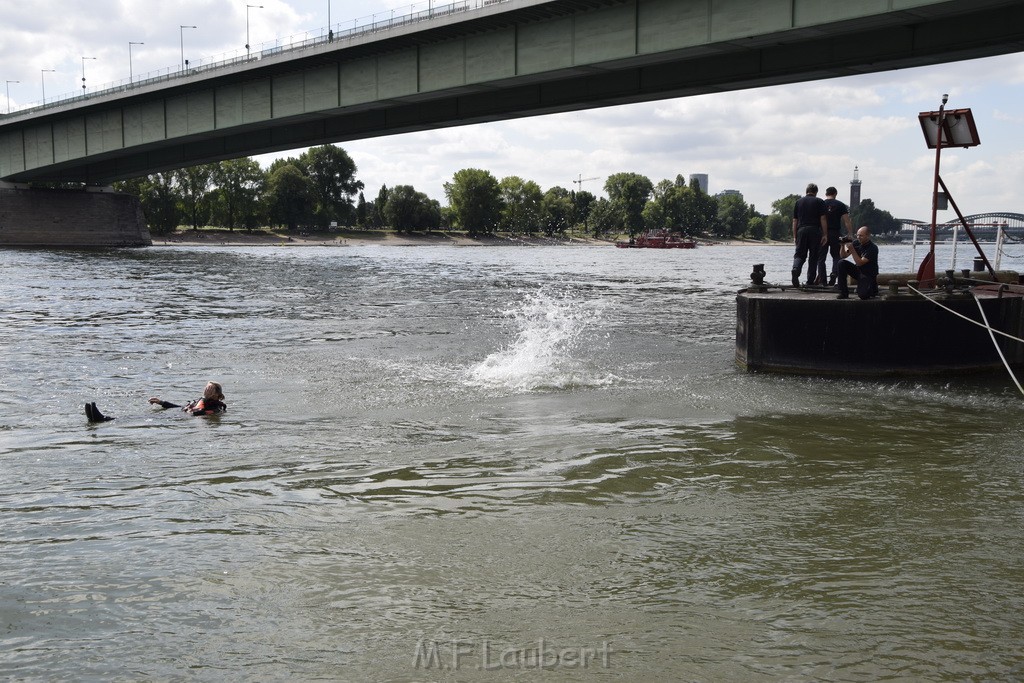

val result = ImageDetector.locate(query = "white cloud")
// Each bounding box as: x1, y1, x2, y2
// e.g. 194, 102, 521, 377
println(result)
4, 1, 1023, 222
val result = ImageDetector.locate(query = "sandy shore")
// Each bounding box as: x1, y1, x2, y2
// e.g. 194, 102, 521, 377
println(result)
153, 229, 617, 247
153, 228, 783, 248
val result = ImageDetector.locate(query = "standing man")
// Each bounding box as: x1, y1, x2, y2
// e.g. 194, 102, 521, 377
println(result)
836, 226, 879, 300
791, 183, 828, 287
817, 186, 854, 286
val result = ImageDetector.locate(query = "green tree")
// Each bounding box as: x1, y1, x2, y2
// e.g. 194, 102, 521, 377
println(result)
770, 194, 801, 240
540, 186, 574, 236
115, 173, 181, 234
642, 179, 674, 231
173, 163, 216, 230
384, 184, 440, 231
28, 180, 86, 190
572, 190, 596, 232
772, 194, 799, 220
498, 175, 543, 234
383, 185, 417, 230
587, 197, 622, 237
644, 178, 699, 233
112, 177, 144, 195
266, 163, 314, 231
444, 168, 502, 237
716, 193, 751, 238
355, 191, 368, 227
748, 215, 767, 241
605, 172, 653, 236
851, 198, 900, 236
372, 185, 389, 228
422, 198, 442, 231
680, 178, 717, 235
210, 158, 264, 231
766, 213, 789, 241
267, 156, 301, 175
440, 205, 456, 231
298, 145, 364, 227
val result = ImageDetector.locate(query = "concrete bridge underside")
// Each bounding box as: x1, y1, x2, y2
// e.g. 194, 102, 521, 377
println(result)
2, 0, 1024, 186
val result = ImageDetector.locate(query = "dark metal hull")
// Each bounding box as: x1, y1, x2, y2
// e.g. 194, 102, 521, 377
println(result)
736, 286, 1024, 375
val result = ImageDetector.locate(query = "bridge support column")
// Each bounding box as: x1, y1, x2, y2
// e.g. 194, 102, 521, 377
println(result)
0, 184, 151, 248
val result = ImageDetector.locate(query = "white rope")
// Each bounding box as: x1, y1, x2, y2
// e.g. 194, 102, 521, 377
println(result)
906, 285, 1024, 345
972, 291, 1024, 397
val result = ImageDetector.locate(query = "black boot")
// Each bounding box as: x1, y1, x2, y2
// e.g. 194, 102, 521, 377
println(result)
791, 269, 801, 288
87, 402, 114, 422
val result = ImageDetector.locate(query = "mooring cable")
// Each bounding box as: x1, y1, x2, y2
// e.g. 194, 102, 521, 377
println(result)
906, 284, 1024, 345
906, 284, 1024, 396
972, 291, 1024, 397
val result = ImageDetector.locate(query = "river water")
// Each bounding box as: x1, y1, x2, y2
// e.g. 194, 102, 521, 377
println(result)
2, 242, 1023, 681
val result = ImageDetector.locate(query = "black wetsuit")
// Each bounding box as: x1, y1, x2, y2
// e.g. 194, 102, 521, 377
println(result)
88, 397, 226, 423
154, 398, 227, 416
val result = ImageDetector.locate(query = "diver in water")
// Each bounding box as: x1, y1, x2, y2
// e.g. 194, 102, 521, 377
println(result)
149, 381, 227, 415
86, 382, 227, 422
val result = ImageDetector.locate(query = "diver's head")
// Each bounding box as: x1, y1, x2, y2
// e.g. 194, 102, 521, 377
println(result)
204, 382, 224, 401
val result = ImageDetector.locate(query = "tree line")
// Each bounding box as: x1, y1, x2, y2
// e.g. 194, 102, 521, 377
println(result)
108, 144, 901, 239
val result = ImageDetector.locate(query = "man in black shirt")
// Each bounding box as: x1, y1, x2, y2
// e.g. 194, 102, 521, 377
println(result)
836, 226, 879, 299
791, 183, 828, 287
818, 186, 853, 286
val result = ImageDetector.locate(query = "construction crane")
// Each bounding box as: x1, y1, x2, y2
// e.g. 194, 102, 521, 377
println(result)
570, 175, 600, 238
572, 174, 599, 191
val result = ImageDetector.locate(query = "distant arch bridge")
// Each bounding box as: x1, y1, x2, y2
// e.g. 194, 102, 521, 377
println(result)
898, 213, 1024, 240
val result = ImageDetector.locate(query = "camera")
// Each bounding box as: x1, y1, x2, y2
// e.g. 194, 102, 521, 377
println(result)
840, 236, 853, 243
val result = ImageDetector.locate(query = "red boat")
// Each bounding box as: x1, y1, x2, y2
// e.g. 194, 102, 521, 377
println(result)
615, 229, 697, 249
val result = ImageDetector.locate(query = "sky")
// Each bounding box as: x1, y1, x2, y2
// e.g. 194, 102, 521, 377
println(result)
3, 0, 1024, 221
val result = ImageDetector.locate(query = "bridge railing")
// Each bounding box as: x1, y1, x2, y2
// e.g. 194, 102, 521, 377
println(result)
2, 0, 503, 119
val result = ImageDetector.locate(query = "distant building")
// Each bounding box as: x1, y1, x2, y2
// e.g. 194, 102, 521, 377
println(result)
689, 173, 709, 194
850, 166, 862, 208
716, 189, 742, 199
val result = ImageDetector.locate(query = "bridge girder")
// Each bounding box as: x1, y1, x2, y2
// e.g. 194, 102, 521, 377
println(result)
2, 0, 1023, 184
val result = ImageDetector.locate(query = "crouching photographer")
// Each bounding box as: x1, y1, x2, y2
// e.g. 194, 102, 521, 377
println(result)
836, 226, 879, 300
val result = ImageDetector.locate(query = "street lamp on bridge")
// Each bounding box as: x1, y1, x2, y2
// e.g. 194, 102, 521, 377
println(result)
246, 5, 263, 57
129, 42, 144, 82
81, 56, 96, 93
40, 69, 55, 104
180, 25, 197, 71
5, 80, 19, 114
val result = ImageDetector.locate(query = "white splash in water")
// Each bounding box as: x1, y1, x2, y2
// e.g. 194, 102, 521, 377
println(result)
468, 289, 614, 391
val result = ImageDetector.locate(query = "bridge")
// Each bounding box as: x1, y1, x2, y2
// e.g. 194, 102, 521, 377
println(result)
3, 0, 1024, 185
898, 213, 1024, 240
1, 0, 1023, 246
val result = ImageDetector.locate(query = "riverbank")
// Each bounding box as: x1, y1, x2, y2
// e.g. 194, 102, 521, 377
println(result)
154, 228, 613, 247
152, 228, 786, 247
